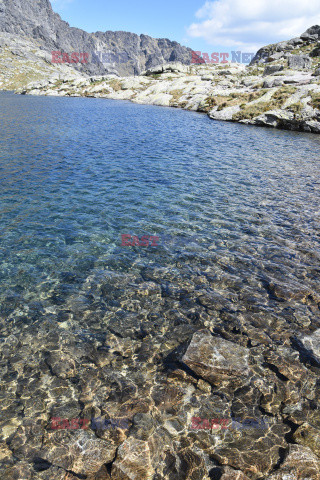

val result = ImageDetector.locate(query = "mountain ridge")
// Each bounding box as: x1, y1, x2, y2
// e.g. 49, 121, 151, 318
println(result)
0, 0, 193, 76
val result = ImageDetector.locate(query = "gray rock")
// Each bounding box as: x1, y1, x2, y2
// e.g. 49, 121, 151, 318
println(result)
312, 67, 320, 76
252, 109, 294, 128
143, 63, 189, 76
288, 55, 312, 70
263, 65, 284, 75
262, 79, 274, 88
263, 78, 283, 88
182, 329, 250, 384
273, 78, 284, 87
300, 26, 320, 41
275, 41, 289, 52
250, 49, 270, 64
299, 328, 320, 363
310, 44, 320, 57
305, 121, 320, 133
268, 52, 284, 61
209, 104, 241, 121
241, 77, 260, 87
0, 0, 193, 76
201, 74, 213, 81
287, 37, 304, 46
250, 26, 320, 65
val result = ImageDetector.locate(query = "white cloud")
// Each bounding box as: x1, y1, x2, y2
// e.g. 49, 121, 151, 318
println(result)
187, 0, 320, 51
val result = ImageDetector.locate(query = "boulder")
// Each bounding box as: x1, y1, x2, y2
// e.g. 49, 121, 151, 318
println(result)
304, 120, 320, 133
263, 65, 284, 75
300, 25, 320, 41
209, 105, 241, 121
201, 75, 213, 81
299, 328, 320, 363
310, 44, 320, 57
263, 78, 283, 88
143, 63, 189, 76
288, 55, 312, 70
266, 444, 320, 480
287, 37, 304, 46
268, 52, 284, 61
182, 329, 250, 384
250, 109, 294, 128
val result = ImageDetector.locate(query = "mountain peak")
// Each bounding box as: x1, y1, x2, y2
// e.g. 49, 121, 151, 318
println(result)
0, 0, 192, 76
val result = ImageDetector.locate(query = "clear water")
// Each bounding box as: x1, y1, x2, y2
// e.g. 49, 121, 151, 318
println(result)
0, 90, 320, 336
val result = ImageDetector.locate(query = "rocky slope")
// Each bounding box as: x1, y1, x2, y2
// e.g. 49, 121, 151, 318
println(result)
0, 0, 193, 76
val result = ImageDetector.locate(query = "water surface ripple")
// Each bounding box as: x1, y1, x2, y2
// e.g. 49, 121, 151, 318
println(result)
1, 91, 320, 477
0, 92, 319, 332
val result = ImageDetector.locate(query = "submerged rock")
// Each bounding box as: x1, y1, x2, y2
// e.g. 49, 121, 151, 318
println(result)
40, 430, 117, 475
299, 328, 320, 363
220, 467, 250, 480
182, 329, 250, 384
267, 444, 320, 479
111, 438, 154, 480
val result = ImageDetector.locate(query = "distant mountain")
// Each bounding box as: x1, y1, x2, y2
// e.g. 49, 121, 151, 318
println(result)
0, 0, 193, 76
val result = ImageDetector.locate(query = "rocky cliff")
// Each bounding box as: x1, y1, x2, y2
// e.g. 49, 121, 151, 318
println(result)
0, 0, 193, 76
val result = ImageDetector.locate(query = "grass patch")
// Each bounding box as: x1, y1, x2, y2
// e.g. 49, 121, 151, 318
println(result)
232, 86, 298, 120
169, 89, 184, 105
53, 79, 64, 88
291, 43, 317, 55
233, 102, 275, 120
246, 67, 264, 76
288, 102, 304, 115
272, 85, 297, 101
309, 92, 320, 109
108, 79, 122, 91
200, 90, 268, 113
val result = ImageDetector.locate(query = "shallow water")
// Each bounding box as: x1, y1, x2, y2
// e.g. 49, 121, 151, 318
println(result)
0, 91, 319, 333
1, 91, 320, 478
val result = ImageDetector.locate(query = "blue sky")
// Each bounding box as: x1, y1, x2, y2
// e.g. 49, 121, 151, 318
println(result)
52, 0, 214, 53
51, 0, 320, 55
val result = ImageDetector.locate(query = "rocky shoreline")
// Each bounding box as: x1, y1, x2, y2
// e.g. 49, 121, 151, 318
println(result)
12, 59, 320, 134
1, 26, 320, 134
